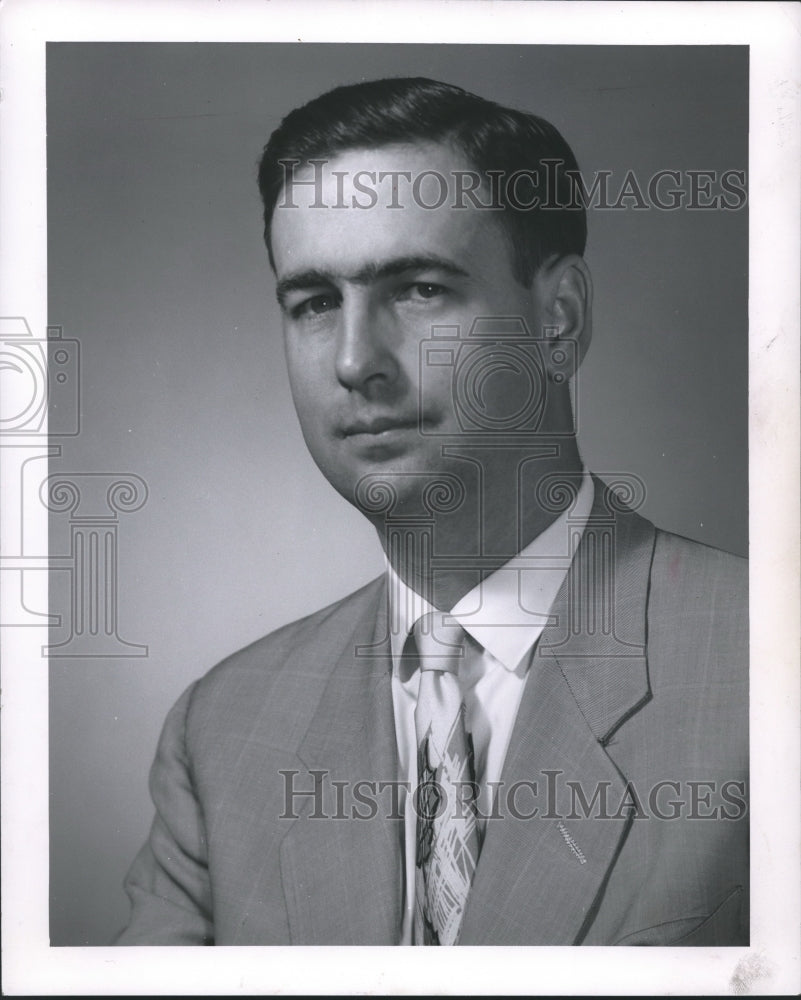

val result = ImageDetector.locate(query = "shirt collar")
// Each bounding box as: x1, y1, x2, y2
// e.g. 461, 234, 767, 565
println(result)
387, 469, 594, 674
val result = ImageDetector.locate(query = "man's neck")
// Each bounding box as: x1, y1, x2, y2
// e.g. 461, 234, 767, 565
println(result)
377, 440, 586, 611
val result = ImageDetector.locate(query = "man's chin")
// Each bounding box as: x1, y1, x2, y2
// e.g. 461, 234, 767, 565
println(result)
325, 453, 468, 523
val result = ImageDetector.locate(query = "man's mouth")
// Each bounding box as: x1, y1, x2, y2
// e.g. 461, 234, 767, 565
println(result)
340, 416, 421, 437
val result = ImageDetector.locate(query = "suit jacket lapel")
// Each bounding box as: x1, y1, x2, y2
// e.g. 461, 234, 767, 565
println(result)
459, 480, 656, 945
279, 580, 402, 944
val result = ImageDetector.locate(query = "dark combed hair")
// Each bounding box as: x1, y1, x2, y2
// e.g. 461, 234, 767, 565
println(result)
257, 76, 586, 286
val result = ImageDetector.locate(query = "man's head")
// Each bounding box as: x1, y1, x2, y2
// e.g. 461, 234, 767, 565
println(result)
258, 78, 592, 519
258, 76, 586, 286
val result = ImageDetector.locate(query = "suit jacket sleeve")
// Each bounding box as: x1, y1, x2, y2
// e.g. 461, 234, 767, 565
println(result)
114, 682, 214, 945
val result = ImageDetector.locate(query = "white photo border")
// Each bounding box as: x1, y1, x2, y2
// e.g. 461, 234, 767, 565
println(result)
1, 0, 799, 995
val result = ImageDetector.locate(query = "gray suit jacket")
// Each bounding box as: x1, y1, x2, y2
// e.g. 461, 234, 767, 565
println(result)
117, 483, 748, 945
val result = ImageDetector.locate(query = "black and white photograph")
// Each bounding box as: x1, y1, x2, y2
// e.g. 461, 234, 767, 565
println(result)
1, 1, 799, 995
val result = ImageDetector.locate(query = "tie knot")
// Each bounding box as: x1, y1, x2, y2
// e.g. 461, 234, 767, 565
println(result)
412, 611, 465, 674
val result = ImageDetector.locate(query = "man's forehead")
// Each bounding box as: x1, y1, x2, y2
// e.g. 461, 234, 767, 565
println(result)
270, 140, 505, 278
272, 139, 485, 214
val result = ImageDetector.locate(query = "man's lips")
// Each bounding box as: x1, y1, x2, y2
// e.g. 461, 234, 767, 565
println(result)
340, 416, 421, 437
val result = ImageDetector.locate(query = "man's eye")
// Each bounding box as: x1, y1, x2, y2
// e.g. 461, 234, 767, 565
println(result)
400, 282, 446, 302
292, 293, 340, 318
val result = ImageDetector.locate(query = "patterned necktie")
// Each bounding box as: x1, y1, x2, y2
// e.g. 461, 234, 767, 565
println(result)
412, 611, 480, 946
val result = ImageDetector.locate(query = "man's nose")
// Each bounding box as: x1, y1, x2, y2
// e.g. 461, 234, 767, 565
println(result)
335, 299, 399, 393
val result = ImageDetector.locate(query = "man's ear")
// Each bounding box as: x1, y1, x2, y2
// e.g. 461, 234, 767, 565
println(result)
532, 254, 593, 378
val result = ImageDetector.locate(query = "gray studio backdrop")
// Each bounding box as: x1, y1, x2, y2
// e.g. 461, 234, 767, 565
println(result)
47, 43, 748, 945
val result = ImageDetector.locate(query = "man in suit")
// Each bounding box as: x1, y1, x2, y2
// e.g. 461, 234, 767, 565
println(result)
117, 78, 748, 946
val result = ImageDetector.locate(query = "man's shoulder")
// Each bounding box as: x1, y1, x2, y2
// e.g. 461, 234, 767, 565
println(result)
184, 574, 386, 733
209, 573, 385, 682
646, 527, 748, 683
650, 526, 747, 603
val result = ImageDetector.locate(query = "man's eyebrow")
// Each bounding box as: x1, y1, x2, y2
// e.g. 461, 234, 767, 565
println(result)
366, 255, 470, 283
275, 255, 469, 306
276, 269, 336, 306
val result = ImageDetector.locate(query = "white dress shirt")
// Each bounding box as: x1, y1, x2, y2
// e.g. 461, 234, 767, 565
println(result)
387, 469, 594, 944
